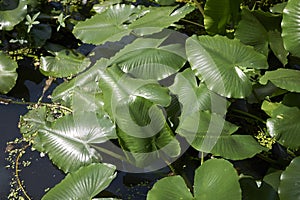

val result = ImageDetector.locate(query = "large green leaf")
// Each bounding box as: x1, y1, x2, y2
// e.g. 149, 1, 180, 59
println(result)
128, 4, 194, 36
194, 159, 241, 200
73, 4, 194, 45
147, 176, 193, 200
260, 68, 300, 93
204, 0, 242, 35
186, 35, 268, 98
0, 0, 27, 31
110, 29, 187, 80
0, 51, 18, 94
31, 112, 116, 173
42, 163, 117, 200
279, 157, 300, 200
169, 69, 229, 124
282, 0, 300, 57
147, 159, 241, 200
262, 101, 300, 149
177, 111, 267, 160
40, 49, 91, 78
235, 9, 288, 65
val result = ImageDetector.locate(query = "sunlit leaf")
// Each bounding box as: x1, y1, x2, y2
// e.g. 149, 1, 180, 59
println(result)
186, 35, 268, 98
40, 49, 91, 78
0, 51, 18, 94
42, 163, 116, 200
0, 0, 27, 31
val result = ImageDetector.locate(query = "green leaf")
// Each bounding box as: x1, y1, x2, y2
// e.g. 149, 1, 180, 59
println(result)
73, 4, 137, 44
128, 4, 194, 36
279, 157, 300, 200
268, 31, 289, 65
282, 0, 300, 57
73, 4, 194, 45
0, 0, 27, 31
0, 51, 18, 94
177, 111, 267, 160
204, 0, 230, 35
262, 101, 300, 149
33, 112, 116, 173
235, 8, 269, 55
110, 29, 187, 80
186, 35, 268, 98
42, 163, 116, 200
147, 176, 193, 200
169, 69, 229, 123
260, 69, 300, 93
40, 49, 91, 78
270, 2, 287, 14
194, 159, 242, 200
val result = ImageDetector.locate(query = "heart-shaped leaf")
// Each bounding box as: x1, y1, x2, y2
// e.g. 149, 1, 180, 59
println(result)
279, 156, 300, 200
0, 51, 18, 94
186, 35, 268, 98
42, 163, 116, 200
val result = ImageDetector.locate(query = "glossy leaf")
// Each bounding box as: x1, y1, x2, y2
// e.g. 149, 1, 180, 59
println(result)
147, 176, 193, 200
260, 69, 300, 93
194, 159, 242, 200
40, 49, 91, 78
0, 0, 27, 31
177, 111, 267, 160
0, 51, 18, 94
186, 35, 268, 98
42, 163, 116, 200
32, 112, 116, 173
268, 31, 289, 65
73, 4, 194, 45
262, 101, 300, 149
110, 29, 187, 80
282, 0, 300, 57
279, 157, 300, 200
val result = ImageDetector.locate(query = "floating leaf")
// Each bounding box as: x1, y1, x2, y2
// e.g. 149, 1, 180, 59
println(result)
177, 111, 267, 160
110, 29, 187, 80
0, 0, 27, 31
31, 112, 116, 173
260, 69, 300, 93
279, 157, 300, 200
42, 163, 116, 200
262, 101, 300, 149
282, 0, 300, 57
40, 49, 91, 78
0, 51, 18, 94
186, 35, 268, 98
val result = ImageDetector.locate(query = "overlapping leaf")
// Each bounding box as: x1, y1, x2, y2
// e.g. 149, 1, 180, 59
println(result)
186, 35, 268, 98
262, 101, 300, 149
0, 51, 18, 94
42, 163, 116, 200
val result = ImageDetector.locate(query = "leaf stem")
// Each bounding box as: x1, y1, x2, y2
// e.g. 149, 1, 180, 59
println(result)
0, 96, 72, 113
192, 0, 205, 17
180, 19, 204, 27
91, 145, 127, 162
231, 108, 266, 124
15, 144, 32, 200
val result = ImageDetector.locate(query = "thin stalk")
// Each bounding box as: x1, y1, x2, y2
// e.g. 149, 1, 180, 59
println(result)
91, 145, 127, 161
180, 19, 204, 27
0, 96, 72, 113
192, 0, 205, 17
200, 151, 204, 165
15, 144, 32, 200
231, 108, 266, 124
